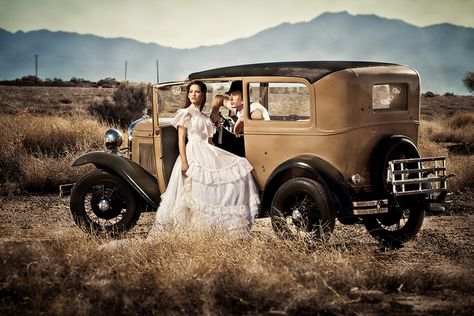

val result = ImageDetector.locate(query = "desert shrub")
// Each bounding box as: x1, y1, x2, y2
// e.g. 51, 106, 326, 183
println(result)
88, 82, 151, 128
97, 77, 120, 88
423, 91, 437, 97
463, 70, 474, 93
0, 114, 109, 194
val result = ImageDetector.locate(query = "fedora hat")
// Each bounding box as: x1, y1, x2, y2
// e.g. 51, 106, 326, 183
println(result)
225, 81, 242, 94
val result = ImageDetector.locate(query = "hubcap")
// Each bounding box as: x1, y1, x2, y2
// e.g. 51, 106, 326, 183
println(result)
98, 199, 111, 212
292, 209, 302, 220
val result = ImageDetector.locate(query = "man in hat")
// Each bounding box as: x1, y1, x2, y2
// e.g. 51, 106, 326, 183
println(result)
211, 81, 270, 136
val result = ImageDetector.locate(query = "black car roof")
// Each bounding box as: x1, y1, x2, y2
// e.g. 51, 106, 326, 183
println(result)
188, 61, 399, 83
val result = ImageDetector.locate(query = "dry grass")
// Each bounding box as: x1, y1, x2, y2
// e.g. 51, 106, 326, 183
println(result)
0, 114, 110, 194
419, 113, 474, 190
0, 85, 113, 116
1, 220, 472, 315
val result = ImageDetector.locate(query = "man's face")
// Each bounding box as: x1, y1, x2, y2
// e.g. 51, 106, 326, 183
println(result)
228, 91, 242, 110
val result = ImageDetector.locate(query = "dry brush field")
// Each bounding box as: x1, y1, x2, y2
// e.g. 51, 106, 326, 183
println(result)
0, 85, 473, 315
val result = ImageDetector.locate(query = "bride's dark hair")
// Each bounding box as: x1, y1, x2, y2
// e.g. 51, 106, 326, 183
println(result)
184, 80, 207, 111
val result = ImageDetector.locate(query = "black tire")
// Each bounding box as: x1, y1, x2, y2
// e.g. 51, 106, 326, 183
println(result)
270, 178, 335, 242
363, 204, 425, 248
367, 137, 424, 247
70, 169, 141, 236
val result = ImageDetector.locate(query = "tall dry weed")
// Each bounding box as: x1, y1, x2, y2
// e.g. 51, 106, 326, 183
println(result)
420, 117, 474, 191
422, 112, 474, 144
0, 114, 110, 194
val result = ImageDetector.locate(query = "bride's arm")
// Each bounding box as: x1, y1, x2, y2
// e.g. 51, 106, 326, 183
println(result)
178, 126, 188, 174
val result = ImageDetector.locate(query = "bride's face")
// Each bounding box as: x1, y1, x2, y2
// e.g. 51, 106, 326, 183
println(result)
188, 84, 202, 105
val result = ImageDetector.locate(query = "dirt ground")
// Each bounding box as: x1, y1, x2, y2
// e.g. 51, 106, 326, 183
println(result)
0, 194, 473, 314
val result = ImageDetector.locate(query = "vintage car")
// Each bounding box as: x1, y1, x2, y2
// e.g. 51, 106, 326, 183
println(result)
64, 61, 450, 247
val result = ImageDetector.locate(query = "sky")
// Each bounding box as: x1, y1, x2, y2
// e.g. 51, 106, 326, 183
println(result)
0, 0, 473, 49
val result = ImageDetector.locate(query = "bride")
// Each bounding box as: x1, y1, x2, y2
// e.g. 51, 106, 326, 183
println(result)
148, 80, 260, 238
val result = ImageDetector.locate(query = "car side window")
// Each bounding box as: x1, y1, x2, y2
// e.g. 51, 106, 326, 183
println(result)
372, 83, 408, 111
248, 82, 310, 121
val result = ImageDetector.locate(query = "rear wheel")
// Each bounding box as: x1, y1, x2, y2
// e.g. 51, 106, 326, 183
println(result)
367, 138, 424, 247
363, 203, 425, 248
70, 170, 141, 236
270, 178, 335, 242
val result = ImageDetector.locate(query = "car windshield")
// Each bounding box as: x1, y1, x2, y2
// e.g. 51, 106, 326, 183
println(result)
156, 81, 233, 119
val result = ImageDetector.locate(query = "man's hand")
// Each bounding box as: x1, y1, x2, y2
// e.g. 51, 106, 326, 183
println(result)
234, 117, 244, 137
211, 95, 225, 125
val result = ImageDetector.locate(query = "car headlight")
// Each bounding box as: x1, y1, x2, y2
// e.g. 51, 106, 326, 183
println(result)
104, 128, 123, 151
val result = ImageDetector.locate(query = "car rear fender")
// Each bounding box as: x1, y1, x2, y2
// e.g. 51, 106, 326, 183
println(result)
72, 151, 160, 209
261, 155, 352, 217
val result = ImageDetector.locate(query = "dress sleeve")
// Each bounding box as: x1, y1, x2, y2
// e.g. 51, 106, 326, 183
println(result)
205, 117, 216, 138
170, 109, 191, 129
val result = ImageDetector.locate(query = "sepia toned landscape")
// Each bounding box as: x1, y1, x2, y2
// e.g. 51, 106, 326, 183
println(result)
0, 85, 473, 315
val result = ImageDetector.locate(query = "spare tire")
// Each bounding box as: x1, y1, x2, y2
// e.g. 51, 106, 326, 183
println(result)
370, 136, 420, 195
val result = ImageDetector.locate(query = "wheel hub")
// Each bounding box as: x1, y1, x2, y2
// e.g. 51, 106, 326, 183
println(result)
90, 189, 123, 220
98, 199, 111, 211
292, 209, 302, 220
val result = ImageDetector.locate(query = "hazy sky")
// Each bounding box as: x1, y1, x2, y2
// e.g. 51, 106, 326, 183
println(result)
1, 0, 473, 48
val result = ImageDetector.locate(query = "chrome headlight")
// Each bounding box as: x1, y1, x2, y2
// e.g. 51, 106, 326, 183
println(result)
104, 128, 123, 151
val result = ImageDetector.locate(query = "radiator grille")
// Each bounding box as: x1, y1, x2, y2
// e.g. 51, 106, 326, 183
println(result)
138, 142, 157, 176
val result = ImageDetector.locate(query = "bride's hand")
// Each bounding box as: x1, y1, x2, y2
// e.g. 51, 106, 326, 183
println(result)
181, 161, 189, 175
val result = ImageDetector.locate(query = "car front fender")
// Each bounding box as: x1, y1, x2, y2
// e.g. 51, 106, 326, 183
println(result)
72, 151, 160, 209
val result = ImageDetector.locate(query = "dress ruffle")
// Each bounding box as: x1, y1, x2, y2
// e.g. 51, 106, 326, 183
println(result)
149, 177, 260, 237
170, 109, 192, 129
180, 178, 260, 231
171, 108, 216, 139
186, 157, 254, 185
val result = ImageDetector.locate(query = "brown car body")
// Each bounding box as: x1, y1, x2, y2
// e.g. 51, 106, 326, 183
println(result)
67, 61, 449, 246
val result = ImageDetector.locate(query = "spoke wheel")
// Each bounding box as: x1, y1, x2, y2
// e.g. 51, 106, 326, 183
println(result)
70, 170, 141, 236
367, 138, 424, 247
363, 204, 424, 248
270, 178, 335, 243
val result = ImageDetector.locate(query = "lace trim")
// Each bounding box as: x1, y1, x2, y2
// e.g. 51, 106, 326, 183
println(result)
186, 157, 254, 185
150, 177, 260, 236
183, 180, 260, 217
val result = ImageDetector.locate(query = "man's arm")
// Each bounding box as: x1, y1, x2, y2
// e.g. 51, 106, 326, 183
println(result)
210, 95, 228, 125
250, 108, 264, 120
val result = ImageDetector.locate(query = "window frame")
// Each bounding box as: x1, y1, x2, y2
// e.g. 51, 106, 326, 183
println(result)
243, 77, 314, 128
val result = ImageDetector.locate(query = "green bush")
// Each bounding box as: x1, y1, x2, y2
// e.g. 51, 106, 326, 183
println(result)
88, 82, 151, 128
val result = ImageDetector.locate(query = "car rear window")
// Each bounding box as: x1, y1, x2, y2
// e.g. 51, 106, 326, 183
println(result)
372, 83, 407, 111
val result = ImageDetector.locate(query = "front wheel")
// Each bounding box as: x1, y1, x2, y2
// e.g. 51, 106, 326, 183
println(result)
363, 203, 424, 248
70, 170, 141, 236
270, 178, 335, 242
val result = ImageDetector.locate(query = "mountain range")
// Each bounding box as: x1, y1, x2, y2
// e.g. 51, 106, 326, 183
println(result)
1, 11, 473, 94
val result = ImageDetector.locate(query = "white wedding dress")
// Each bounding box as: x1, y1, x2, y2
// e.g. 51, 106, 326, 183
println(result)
148, 106, 260, 238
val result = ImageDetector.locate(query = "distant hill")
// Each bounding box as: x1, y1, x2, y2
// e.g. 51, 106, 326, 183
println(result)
1, 11, 473, 94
